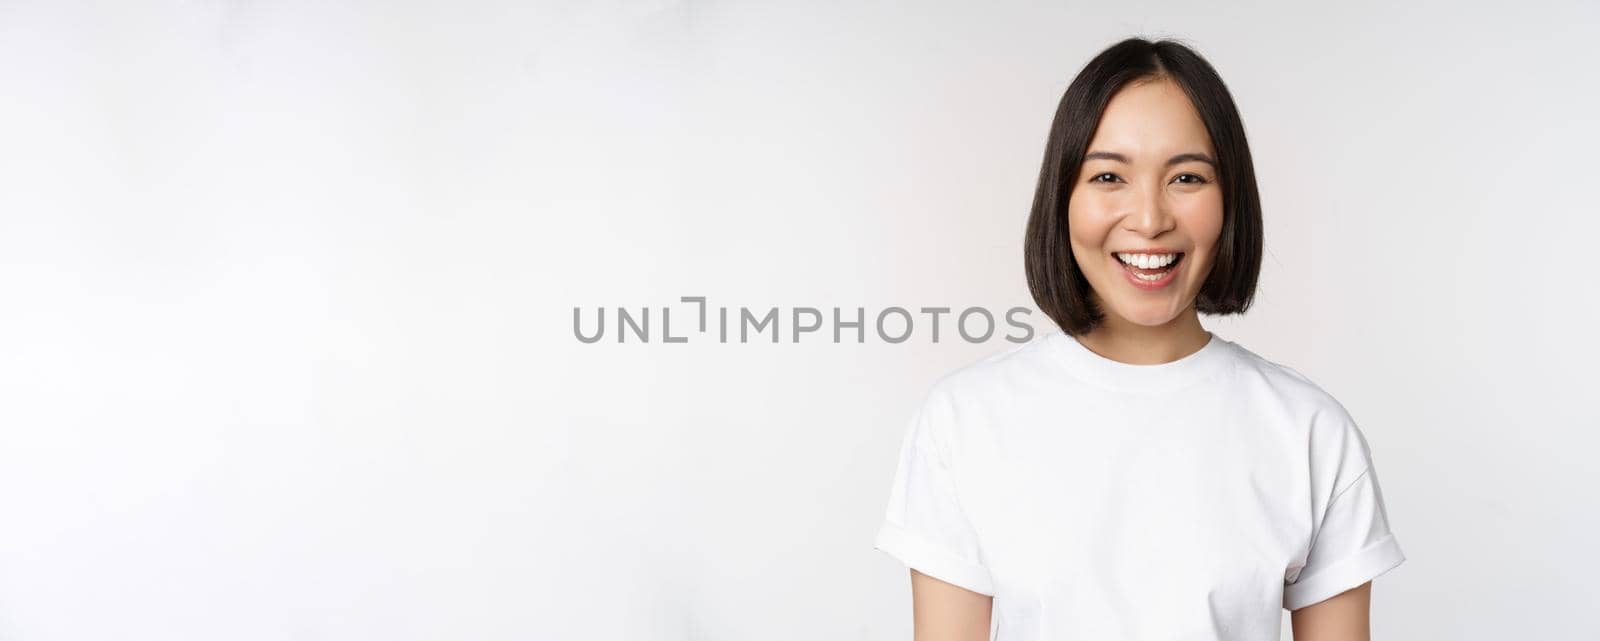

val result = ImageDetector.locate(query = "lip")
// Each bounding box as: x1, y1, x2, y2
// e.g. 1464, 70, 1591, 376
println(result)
1114, 251, 1183, 291
1114, 247, 1184, 255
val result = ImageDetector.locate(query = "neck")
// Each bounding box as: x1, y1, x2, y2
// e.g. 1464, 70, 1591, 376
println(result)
1074, 302, 1210, 365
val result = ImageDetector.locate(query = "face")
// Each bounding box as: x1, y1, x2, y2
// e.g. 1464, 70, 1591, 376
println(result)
1067, 77, 1225, 330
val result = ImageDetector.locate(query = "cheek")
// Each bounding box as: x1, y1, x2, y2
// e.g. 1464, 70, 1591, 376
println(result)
1175, 199, 1225, 249
1065, 195, 1117, 252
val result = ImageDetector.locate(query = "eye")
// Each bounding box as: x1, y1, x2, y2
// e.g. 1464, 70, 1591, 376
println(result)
1174, 173, 1210, 185
1089, 172, 1122, 184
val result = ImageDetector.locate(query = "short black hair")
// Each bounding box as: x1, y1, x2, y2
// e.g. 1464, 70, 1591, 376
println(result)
1023, 37, 1263, 336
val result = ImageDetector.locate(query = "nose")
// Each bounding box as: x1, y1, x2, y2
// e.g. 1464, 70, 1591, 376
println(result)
1125, 182, 1175, 237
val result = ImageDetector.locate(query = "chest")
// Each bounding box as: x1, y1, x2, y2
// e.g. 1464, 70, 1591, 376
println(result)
949, 387, 1312, 597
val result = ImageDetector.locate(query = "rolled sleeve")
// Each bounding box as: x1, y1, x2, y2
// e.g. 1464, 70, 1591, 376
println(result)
1284, 465, 1407, 610
873, 389, 995, 596
874, 520, 995, 596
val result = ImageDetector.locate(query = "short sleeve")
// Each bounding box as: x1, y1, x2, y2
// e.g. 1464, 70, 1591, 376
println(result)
872, 389, 995, 596
1283, 412, 1407, 610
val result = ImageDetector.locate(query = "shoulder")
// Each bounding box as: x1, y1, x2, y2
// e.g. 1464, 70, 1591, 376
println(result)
1225, 340, 1356, 422
1226, 341, 1374, 467
904, 337, 1057, 459
922, 334, 1061, 408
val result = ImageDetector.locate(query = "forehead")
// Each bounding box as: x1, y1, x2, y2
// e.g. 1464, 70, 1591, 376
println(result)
1088, 78, 1214, 156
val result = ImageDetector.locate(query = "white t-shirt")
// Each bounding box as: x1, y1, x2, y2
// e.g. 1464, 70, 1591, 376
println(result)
873, 329, 1405, 640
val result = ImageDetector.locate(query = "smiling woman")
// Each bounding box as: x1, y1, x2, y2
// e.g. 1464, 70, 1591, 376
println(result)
873, 36, 1405, 641
1068, 78, 1226, 326
1024, 41, 1263, 352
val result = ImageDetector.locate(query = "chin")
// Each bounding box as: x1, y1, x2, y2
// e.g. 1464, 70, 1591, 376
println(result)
1107, 301, 1186, 327
1121, 314, 1179, 328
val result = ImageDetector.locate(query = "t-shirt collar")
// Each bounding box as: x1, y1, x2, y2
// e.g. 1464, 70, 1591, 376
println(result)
1047, 328, 1234, 393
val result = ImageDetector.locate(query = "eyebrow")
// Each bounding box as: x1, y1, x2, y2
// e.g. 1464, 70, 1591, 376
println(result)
1083, 150, 1217, 168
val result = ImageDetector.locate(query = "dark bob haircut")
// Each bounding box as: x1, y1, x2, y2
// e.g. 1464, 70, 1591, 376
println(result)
1023, 37, 1263, 336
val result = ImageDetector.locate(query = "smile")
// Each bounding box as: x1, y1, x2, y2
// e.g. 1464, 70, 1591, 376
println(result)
1114, 252, 1184, 290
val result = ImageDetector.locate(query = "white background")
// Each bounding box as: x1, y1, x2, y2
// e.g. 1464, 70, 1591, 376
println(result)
2, 1, 1597, 639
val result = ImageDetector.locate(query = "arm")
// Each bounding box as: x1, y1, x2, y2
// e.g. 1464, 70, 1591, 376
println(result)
909, 569, 992, 641
1289, 580, 1372, 641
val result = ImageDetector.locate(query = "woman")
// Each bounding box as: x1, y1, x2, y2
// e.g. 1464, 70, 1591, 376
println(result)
873, 37, 1405, 640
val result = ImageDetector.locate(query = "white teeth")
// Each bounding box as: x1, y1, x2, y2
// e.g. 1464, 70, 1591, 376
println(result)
1117, 252, 1178, 269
